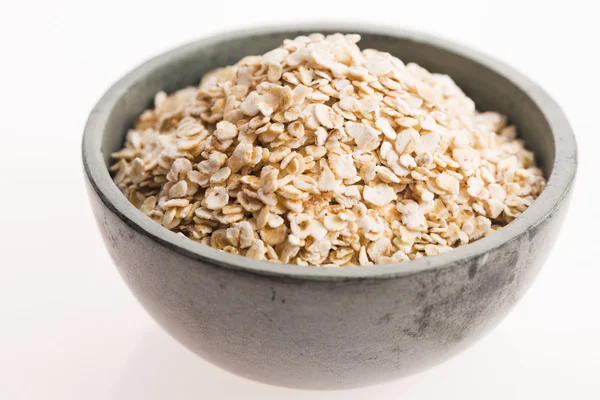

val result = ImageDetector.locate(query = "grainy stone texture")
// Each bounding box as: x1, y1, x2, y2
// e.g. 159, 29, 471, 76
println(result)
83, 26, 577, 389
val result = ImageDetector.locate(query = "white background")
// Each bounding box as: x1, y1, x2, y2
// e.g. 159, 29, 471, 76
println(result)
1, 1, 599, 399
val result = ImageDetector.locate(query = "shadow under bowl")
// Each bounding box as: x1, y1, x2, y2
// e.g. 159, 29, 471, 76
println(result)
83, 24, 577, 390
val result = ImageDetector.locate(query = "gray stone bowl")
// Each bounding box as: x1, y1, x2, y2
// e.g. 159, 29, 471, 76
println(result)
83, 25, 577, 390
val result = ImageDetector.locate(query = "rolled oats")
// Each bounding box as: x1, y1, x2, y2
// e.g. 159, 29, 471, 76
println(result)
112, 33, 545, 266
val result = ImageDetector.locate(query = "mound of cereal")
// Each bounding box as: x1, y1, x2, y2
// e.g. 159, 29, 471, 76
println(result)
111, 33, 545, 266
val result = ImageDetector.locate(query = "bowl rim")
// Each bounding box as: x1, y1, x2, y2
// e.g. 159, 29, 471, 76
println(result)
83, 23, 577, 281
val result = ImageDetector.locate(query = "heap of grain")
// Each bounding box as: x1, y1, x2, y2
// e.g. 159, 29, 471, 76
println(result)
112, 33, 545, 266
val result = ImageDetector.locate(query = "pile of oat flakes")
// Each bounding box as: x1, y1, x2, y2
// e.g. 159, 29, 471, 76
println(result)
112, 33, 545, 266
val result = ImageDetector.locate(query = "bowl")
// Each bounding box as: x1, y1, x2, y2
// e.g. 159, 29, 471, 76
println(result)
83, 24, 577, 390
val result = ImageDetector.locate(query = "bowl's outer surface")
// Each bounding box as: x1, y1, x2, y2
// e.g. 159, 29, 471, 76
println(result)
83, 25, 576, 389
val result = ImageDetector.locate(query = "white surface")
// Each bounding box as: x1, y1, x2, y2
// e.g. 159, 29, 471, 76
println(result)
1, 1, 599, 399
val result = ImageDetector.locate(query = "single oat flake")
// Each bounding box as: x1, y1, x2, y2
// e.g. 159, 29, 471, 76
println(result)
112, 33, 545, 266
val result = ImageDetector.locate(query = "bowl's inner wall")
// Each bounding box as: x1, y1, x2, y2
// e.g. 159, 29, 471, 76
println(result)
102, 30, 554, 178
